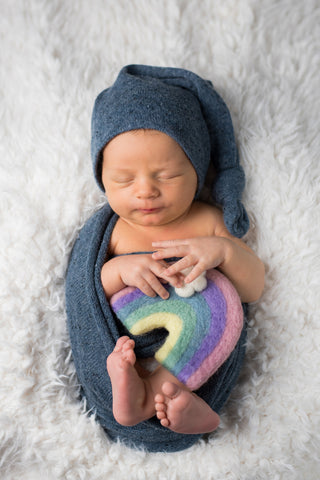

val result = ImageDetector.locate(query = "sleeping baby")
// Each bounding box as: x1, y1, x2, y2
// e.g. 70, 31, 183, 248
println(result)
66, 65, 264, 452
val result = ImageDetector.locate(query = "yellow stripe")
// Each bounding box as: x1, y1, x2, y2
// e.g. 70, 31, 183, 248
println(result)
130, 312, 183, 363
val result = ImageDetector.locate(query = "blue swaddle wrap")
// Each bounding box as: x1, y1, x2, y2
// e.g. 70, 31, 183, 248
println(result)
66, 204, 247, 452
65, 65, 250, 452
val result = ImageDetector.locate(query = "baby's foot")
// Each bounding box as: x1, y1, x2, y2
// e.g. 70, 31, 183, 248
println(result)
154, 381, 220, 434
107, 336, 149, 426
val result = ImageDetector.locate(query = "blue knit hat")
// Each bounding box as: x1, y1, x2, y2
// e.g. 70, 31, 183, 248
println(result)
91, 64, 249, 237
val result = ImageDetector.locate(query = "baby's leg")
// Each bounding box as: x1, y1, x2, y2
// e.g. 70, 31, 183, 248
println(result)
154, 382, 220, 434
106, 336, 156, 426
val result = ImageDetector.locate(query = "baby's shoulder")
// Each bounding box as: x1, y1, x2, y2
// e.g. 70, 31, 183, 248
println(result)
192, 201, 221, 216
190, 201, 225, 235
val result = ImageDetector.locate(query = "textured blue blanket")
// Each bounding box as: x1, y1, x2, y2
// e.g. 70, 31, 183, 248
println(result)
65, 203, 247, 452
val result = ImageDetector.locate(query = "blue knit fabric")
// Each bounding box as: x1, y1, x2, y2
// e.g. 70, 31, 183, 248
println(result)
91, 65, 249, 238
65, 204, 248, 452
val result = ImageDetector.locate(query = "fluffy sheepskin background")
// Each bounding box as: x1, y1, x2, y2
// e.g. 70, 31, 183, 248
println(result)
1, 1, 319, 479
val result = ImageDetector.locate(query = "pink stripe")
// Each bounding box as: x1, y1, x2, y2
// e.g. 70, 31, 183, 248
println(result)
186, 270, 243, 390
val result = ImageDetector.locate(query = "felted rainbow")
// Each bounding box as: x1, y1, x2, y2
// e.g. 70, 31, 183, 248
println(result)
110, 269, 243, 390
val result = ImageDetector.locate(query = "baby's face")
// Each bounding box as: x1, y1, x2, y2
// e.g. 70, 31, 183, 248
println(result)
102, 129, 197, 228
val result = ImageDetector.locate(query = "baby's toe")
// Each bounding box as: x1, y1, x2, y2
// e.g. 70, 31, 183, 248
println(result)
160, 418, 170, 427
114, 336, 130, 352
122, 348, 136, 365
122, 338, 135, 351
156, 410, 166, 420
155, 402, 166, 412
154, 393, 165, 404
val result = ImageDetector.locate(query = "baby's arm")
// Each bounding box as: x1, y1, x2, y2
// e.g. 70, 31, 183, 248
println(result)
152, 212, 264, 303
101, 254, 183, 300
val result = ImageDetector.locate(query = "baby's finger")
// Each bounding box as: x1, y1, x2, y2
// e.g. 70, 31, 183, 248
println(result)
143, 273, 170, 300
152, 260, 183, 285
162, 256, 194, 276
152, 245, 190, 260
183, 263, 206, 284
152, 239, 189, 248
152, 282, 170, 300
158, 271, 185, 288
136, 279, 158, 298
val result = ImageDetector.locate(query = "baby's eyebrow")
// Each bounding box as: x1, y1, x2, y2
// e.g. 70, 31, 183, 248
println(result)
108, 167, 134, 173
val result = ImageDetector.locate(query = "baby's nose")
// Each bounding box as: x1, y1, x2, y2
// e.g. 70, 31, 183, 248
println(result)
135, 178, 159, 198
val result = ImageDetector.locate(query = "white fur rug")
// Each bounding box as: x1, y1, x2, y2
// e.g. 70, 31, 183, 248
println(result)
1, 1, 319, 478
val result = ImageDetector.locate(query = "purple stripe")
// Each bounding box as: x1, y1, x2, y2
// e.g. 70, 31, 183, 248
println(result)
177, 282, 226, 384
111, 288, 144, 312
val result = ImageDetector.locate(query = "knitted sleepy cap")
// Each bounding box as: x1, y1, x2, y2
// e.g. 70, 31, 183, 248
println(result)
91, 64, 249, 237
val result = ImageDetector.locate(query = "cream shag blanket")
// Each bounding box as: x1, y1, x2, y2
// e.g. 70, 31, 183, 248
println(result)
0, 1, 319, 478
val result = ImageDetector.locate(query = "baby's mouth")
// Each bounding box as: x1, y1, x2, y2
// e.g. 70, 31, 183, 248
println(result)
139, 207, 162, 214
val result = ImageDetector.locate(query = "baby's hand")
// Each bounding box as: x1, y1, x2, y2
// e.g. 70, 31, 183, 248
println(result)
152, 237, 230, 284
110, 254, 184, 300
